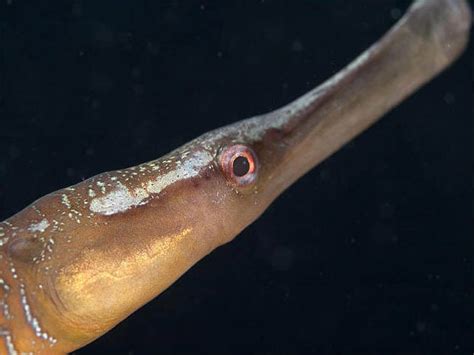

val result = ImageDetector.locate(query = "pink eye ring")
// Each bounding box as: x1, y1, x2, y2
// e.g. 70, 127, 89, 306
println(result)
220, 144, 258, 187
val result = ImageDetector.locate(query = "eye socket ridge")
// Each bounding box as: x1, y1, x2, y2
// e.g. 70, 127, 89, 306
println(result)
220, 144, 258, 187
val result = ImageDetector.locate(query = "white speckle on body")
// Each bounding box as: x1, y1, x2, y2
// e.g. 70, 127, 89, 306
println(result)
89, 150, 213, 216
61, 195, 71, 209
147, 150, 213, 194
96, 181, 107, 193
19, 285, 57, 345
0, 278, 11, 320
10, 266, 17, 280
0, 328, 17, 355
27, 219, 50, 233
90, 182, 150, 216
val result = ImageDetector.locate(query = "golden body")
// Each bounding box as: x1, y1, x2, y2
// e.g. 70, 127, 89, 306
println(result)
0, 0, 470, 353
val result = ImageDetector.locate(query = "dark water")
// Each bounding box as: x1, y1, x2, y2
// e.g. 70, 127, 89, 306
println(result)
0, 0, 472, 354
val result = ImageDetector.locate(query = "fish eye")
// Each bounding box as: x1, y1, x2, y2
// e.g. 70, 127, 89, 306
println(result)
233, 156, 250, 177
220, 144, 258, 187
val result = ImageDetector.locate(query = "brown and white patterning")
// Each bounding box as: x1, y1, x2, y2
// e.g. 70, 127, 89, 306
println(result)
0, 0, 470, 353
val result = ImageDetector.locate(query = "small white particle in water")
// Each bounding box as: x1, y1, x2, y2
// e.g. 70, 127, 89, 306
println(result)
28, 219, 50, 233
390, 8, 401, 20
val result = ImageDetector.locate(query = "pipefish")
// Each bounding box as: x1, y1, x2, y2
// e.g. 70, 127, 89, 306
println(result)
0, 0, 471, 353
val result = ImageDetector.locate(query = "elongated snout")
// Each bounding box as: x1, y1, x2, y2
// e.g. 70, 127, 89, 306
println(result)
251, 0, 471, 205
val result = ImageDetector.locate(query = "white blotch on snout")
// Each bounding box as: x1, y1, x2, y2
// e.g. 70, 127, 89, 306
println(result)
28, 219, 50, 233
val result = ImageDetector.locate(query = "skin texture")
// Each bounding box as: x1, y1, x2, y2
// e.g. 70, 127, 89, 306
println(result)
0, 0, 470, 353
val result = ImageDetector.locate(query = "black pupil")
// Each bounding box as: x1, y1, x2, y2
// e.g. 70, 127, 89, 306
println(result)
233, 156, 250, 177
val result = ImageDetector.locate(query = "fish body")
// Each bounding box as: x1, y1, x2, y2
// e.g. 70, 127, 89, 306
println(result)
0, 0, 470, 353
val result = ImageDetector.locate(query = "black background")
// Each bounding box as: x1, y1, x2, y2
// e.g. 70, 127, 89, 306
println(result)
0, 0, 472, 354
